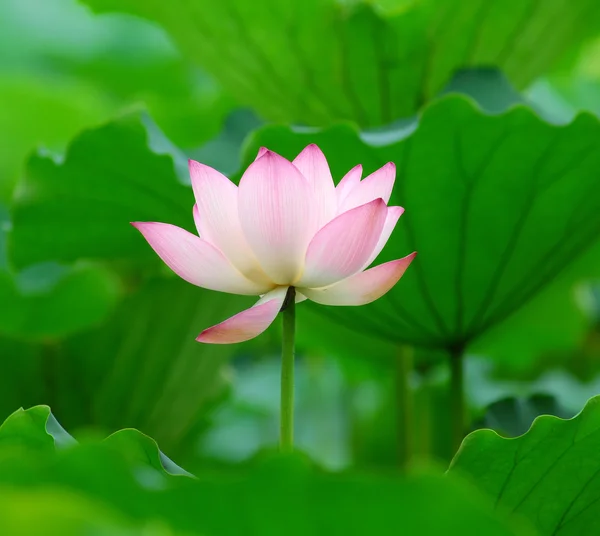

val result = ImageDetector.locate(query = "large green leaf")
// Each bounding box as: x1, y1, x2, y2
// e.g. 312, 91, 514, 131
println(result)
0, 407, 532, 535
19, 277, 250, 456
9, 114, 194, 269
243, 95, 600, 360
83, 0, 600, 126
470, 241, 600, 370
449, 395, 600, 535
0, 263, 120, 340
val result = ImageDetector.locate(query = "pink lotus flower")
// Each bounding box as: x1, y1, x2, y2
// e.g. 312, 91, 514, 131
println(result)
133, 145, 415, 344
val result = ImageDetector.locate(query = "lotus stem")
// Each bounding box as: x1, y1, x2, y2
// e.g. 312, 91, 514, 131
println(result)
280, 286, 296, 451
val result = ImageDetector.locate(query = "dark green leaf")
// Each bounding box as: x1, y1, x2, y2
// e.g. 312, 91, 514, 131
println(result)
476, 394, 572, 438
243, 96, 600, 362
441, 69, 525, 114
449, 395, 600, 535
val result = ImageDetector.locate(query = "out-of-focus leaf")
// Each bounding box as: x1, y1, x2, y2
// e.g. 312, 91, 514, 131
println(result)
0, 338, 44, 421
532, 37, 600, 122
348, 363, 457, 466
0, 263, 120, 340
164, 458, 531, 536
0, 76, 111, 202
0, 405, 75, 452
103, 429, 194, 477
296, 304, 397, 362
0, 0, 235, 149
0, 406, 192, 480
243, 96, 600, 363
0, 488, 159, 536
0, 205, 121, 345
476, 394, 572, 438
442, 69, 525, 114
9, 114, 194, 269
449, 395, 600, 535
58, 276, 249, 455
0, 277, 249, 458
0, 422, 532, 536
190, 109, 263, 176
83, 0, 600, 126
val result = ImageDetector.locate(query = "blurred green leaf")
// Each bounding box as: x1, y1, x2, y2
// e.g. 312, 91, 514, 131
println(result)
103, 429, 194, 477
0, 0, 238, 205
449, 395, 600, 535
0, 277, 249, 457
0, 193, 120, 343
0, 0, 235, 147
9, 114, 194, 269
64, 277, 248, 453
442, 69, 525, 114
0, 487, 160, 536
0, 418, 532, 536
165, 457, 531, 536
347, 362, 458, 466
476, 394, 572, 438
0, 405, 75, 452
0, 407, 186, 534
0, 405, 192, 479
531, 37, 600, 121
0, 76, 112, 202
243, 96, 600, 362
296, 303, 397, 361
83, 0, 600, 126
0, 263, 120, 340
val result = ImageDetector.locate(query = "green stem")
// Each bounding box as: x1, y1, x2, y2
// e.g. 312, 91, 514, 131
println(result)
395, 345, 413, 469
280, 287, 296, 452
449, 345, 466, 454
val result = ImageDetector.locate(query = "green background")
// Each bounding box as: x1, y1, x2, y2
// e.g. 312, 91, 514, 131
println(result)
2, 0, 600, 533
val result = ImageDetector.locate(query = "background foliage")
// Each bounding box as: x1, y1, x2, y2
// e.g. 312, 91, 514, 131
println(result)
2, 0, 600, 533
